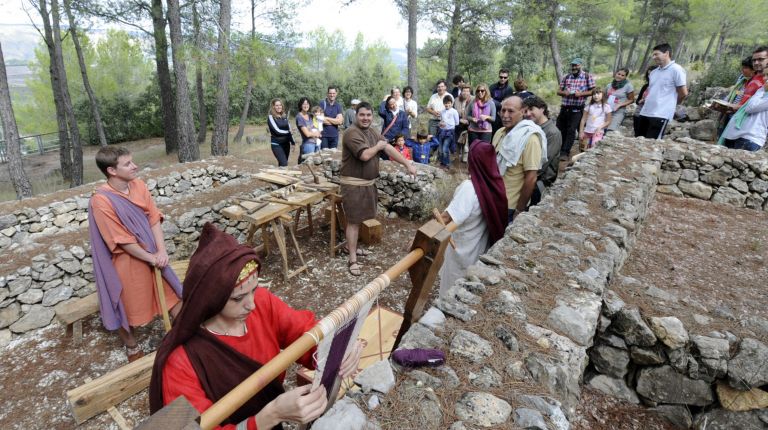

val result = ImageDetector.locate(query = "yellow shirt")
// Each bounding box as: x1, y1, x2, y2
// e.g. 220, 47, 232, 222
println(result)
492, 128, 542, 209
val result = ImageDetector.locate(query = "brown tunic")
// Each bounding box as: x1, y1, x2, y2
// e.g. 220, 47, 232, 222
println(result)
340, 124, 383, 224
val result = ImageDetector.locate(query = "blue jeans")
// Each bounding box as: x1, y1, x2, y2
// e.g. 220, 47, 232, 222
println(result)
438, 129, 454, 166
299, 142, 317, 163
724, 137, 761, 151
321, 136, 338, 149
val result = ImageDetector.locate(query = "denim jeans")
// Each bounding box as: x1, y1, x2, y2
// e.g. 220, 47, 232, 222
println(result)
724, 137, 761, 151
438, 129, 454, 166
299, 142, 317, 163
321, 136, 338, 149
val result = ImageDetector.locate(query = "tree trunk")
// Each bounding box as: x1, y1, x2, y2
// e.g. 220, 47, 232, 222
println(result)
233, 0, 255, 145
0, 41, 33, 199
444, 0, 461, 82
211, 0, 231, 156
547, 0, 564, 84
612, 26, 623, 72
151, 0, 179, 155
167, 0, 199, 162
407, 0, 418, 97
39, 0, 72, 182
701, 31, 717, 64
586, 33, 597, 72
64, 0, 107, 147
625, 0, 649, 70
636, 20, 660, 75
52, 0, 83, 186
714, 29, 727, 63
193, 2, 207, 145
673, 30, 686, 60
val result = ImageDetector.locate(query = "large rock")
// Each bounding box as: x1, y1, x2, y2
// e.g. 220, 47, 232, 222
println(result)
454, 392, 512, 428
588, 374, 639, 404
42, 285, 74, 307
9, 305, 55, 333
450, 330, 493, 363
630, 345, 666, 365
657, 169, 681, 185
690, 119, 716, 141
701, 168, 732, 186
649, 316, 689, 349
728, 338, 768, 389
611, 307, 657, 347
8, 277, 32, 297
0, 214, 16, 230
716, 383, 768, 412
353, 359, 395, 394
312, 397, 378, 430
712, 187, 747, 206
678, 180, 713, 200
515, 395, 569, 430
590, 345, 629, 378
691, 335, 729, 380
397, 323, 445, 350
636, 365, 713, 406
513, 408, 546, 429
0, 303, 21, 328
693, 409, 766, 430
547, 301, 600, 347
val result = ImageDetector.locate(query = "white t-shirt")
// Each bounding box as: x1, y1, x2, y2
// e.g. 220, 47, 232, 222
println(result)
427, 92, 454, 115
438, 180, 489, 298
404, 99, 418, 117
722, 87, 768, 147
441, 108, 460, 130
640, 60, 687, 120
584, 103, 613, 133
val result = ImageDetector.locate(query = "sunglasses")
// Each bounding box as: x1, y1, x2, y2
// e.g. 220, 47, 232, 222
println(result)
477, 89, 487, 93
498, 76, 508, 80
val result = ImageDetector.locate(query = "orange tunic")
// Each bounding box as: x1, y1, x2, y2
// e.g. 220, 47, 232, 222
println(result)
91, 178, 180, 327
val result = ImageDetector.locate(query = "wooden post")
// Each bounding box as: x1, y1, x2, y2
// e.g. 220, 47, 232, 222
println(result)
393, 220, 452, 349
360, 219, 382, 245
154, 267, 172, 332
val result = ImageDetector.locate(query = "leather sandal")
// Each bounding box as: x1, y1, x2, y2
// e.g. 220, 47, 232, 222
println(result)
341, 246, 371, 257
347, 260, 362, 276
126, 345, 145, 363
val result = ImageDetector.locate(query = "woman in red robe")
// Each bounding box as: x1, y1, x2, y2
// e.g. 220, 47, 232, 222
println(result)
149, 224, 360, 429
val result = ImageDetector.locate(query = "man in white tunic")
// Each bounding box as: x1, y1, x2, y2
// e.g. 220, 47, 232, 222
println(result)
437, 141, 508, 297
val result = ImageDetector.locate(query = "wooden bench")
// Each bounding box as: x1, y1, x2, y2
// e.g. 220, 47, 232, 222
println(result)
54, 260, 190, 343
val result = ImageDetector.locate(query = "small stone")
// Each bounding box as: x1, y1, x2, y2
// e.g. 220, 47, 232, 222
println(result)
42, 285, 74, 306
450, 330, 493, 363
312, 397, 376, 430
515, 395, 569, 430
693, 314, 712, 325
649, 316, 689, 349
590, 345, 630, 378
0, 303, 21, 328
678, 180, 713, 200
468, 367, 502, 389
630, 345, 666, 365
16, 288, 43, 304
547, 304, 597, 346
56, 260, 81, 274
712, 186, 747, 206
494, 325, 519, 352
454, 392, 512, 428
418, 307, 446, 331
397, 323, 445, 350
612, 307, 657, 347
645, 285, 678, 302
8, 277, 32, 297
693, 409, 766, 430
0, 329, 10, 347
653, 404, 693, 429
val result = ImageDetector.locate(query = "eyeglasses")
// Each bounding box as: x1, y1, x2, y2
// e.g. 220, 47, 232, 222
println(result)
477, 89, 487, 93
498, 76, 508, 80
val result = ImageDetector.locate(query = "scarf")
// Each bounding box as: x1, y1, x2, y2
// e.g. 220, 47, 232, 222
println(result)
88, 189, 183, 331
496, 119, 548, 176
472, 99, 492, 131
468, 141, 508, 244
149, 223, 282, 427
718, 87, 768, 146
611, 79, 629, 90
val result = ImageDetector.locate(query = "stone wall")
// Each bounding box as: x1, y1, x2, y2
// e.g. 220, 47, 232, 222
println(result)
656, 140, 768, 210
0, 156, 444, 336
388, 135, 662, 429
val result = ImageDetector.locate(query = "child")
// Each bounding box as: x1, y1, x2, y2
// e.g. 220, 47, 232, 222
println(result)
393, 134, 412, 161
406, 133, 439, 165
311, 105, 325, 150
579, 88, 612, 151
438, 95, 460, 168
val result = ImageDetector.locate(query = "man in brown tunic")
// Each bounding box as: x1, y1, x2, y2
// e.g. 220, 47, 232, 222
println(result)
340, 101, 416, 276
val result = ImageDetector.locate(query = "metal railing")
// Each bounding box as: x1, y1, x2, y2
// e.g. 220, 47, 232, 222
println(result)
0, 132, 60, 163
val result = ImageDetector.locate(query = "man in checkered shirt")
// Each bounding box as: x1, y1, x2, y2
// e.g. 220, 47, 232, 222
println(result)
555, 58, 595, 160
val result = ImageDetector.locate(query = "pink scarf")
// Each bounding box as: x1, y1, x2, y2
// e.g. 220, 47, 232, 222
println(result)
472, 100, 491, 131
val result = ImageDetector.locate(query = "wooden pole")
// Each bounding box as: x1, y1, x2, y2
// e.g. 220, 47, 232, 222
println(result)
154, 267, 172, 332
199, 249, 425, 430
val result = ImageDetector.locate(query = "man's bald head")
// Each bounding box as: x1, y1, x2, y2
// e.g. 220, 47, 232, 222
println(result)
500, 95, 524, 130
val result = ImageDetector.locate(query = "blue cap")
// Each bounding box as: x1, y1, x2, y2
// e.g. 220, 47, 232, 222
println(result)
570, 58, 583, 65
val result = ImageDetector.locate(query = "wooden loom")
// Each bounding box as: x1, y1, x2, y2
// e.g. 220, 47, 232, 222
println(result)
135, 218, 456, 429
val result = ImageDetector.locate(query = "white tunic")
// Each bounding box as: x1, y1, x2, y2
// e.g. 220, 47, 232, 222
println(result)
438, 180, 489, 297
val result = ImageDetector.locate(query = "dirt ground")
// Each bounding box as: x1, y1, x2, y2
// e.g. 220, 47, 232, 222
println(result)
616, 193, 768, 343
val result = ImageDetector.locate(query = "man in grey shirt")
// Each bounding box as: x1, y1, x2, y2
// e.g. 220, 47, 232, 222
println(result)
523, 96, 562, 205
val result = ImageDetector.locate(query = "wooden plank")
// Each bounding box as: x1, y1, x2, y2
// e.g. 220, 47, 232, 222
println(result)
135, 396, 201, 430
55, 292, 98, 326
220, 205, 246, 221
83, 377, 133, 430
264, 168, 302, 176
67, 351, 156, 424
253, 172, 298, 186
72, 320, 83, 344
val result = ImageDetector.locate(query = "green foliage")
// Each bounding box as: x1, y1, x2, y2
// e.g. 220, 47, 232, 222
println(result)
688, 58, 740, 105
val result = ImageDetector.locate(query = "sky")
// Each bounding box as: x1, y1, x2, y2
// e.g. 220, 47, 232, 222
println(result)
0, 0, 437, 58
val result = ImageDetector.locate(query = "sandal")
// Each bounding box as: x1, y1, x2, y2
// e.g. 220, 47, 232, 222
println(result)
341, 246, 371, 257
347, 260, 362, 276
126, 344, 145, 363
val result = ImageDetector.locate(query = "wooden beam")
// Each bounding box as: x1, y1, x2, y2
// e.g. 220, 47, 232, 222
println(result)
83, 377, 132, 430
67, 351, 156, 424
55, 292, 98, 326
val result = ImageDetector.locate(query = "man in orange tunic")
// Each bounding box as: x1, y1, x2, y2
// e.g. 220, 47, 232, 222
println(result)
89, 146, 182, 361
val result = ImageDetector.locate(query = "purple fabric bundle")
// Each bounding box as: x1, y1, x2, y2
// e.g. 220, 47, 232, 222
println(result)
392, 348, 445, 368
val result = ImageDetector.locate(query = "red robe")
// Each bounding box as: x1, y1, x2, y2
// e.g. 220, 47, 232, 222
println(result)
161, 288, 316, 429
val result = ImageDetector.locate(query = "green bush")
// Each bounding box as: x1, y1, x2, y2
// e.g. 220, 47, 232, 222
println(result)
688, 58, 740, 105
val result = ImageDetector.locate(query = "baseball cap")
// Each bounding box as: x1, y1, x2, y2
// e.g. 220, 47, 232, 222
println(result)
570, 58, 583, 65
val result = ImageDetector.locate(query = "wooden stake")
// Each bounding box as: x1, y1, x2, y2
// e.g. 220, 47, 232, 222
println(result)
432, 208, 456, 249
155, 267, 172, 333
